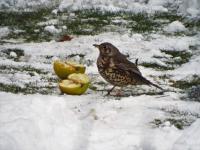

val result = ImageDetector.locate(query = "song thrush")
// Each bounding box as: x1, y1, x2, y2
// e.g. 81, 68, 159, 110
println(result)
93, 42, 163, 95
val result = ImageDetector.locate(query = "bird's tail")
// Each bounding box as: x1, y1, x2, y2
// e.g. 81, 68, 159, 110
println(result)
139, 75, 163, 90
148, 81, 163, 90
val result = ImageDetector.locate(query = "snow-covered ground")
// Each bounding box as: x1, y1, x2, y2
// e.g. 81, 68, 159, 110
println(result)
1, 0, 200, 17
0, 0, 200, 150
1, 92, 200, 150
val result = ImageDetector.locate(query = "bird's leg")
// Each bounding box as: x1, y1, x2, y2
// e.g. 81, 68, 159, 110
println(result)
115, 87, 123, 97
106, 86, 116, 96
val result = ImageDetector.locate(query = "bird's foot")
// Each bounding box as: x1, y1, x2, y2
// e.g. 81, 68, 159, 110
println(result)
105, 86, 116, 96
105, 87, 124, 97
115, 89, 124, 97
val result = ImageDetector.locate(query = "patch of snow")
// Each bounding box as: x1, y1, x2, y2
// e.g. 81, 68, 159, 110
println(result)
52, 9, 58, 15
0, 27, 10, 38
62, 25, 67, 30
1, 32, 198, 73
170, 55, 200, 80
37, 19, 59, 26
148, 0, 173, 6
9, 51, 17, 58
164, 21, 187, 33
13, 29, 25, 34
0, 92, 200, 150
58, 0, 168, 13
0, 0, 199, 18
179, 0, 200, 18
172, 119, 200, 150
44, 25, 61, 34
0, 0, 59, 10
0, 6, 199, 149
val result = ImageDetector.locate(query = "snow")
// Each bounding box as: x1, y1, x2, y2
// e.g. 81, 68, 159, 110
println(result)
0, 0, 200, 149
0, 30, 200, 149
148, 0, 173, 6
0, 92, 80, 150
51, 9, 58, 15
44, 25, 61, 34
179, 0, 200, 17
0, 0, 199, 18
0, 0, 59, 10
0, 92, 200, 150
0, 27, 10, 39
37, 19, 59, 26
9, 51, 17, 58
58, 0, 168, 13
164, 21, 187, 33
172, 119, 200, 150
170, 55, 200, 80
1, 32, 198, 65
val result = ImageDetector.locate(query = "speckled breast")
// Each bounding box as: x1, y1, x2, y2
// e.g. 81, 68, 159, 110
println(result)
97, 57, 132, 86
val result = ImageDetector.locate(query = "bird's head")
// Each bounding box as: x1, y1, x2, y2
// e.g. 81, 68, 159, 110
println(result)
93, 42, 120, 57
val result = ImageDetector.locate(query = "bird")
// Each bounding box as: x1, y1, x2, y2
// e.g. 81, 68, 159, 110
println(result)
93, 42, 163, 95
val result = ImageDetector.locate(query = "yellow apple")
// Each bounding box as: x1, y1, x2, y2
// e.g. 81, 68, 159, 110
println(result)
53, 60, 86, 79
59, 73, 90, 95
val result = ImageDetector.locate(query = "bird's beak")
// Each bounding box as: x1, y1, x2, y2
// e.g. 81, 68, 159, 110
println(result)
93, 44, 100, 48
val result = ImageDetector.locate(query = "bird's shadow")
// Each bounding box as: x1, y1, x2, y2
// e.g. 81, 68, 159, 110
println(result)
98, 88, 167, 100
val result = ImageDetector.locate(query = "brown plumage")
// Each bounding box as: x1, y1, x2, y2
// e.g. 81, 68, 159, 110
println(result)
93, 42, 163, 95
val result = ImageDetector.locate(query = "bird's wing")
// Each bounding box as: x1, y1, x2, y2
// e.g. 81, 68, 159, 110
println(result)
115, 61, 163, 90
113, 55, 163, 90
115, 62, 141, 75
114, 56, 142, 75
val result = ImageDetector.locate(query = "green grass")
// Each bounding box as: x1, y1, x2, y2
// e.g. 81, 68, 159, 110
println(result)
161, 50, 192, 65
62, 10, 115, 35
2, 48, 24, 56
1, 8, 199, 41
0, 9, 52, 26
127, 13, 160, 33
144, 50, 192, 71
61, 10, 163, 35
1, 48, 25, 61
0, 82, 57, 95
141, 62, 174, 70
154, 12, 184, 22
151, 118, 193, 130
172, 75, 200, 89
0, 8, 53, 42
0, 65, 48, 74
152, 106, 200, 129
